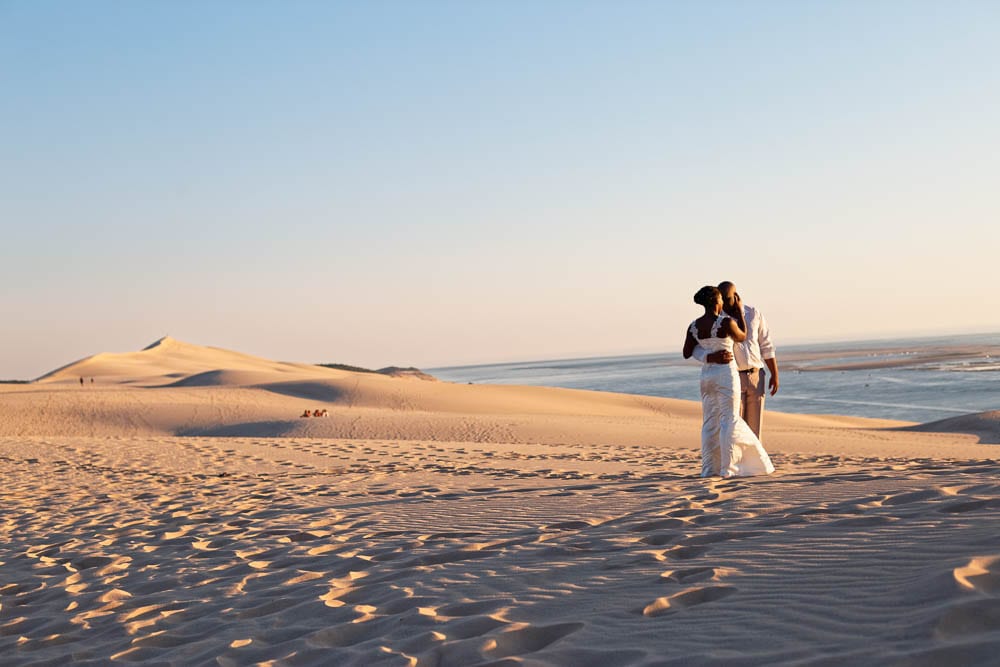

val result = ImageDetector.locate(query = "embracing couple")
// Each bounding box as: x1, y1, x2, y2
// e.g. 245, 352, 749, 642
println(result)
683, 281, 778, 478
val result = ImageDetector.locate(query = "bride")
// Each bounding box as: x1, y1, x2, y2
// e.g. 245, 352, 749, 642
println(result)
683, 285, 775, 478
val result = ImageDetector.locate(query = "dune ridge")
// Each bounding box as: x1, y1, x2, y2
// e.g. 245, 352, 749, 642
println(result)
905, 411, 1000, 445
37, 336, 343, 386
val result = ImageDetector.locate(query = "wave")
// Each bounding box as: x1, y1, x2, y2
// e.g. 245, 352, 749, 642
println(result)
777, 396, 971, 415
927, 363, 1000, 372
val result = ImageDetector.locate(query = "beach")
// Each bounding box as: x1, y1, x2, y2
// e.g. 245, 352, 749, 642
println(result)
8, 0, 1000, 663
2, 338, 1000, 665
431, 333, 1000, 424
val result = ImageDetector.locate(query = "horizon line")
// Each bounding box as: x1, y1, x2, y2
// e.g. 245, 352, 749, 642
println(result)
427, 329, 1000, 371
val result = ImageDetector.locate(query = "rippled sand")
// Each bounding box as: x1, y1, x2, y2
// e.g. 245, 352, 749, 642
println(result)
2, 338, 998, 665
3, 436, 1000, 666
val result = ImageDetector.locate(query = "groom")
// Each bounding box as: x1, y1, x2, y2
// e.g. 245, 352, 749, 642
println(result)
691, 281, 779, 440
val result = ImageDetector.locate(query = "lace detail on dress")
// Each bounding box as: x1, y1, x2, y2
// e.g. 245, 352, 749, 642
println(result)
691, 315, 729, 340
710, 314, 727, 339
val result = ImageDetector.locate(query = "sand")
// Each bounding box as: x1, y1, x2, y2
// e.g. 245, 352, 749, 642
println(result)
779, 340, 1000, 372
2, 338, 999, 665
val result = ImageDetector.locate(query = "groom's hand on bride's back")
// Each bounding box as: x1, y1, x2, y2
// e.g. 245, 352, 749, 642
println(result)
706, 351, 733, 364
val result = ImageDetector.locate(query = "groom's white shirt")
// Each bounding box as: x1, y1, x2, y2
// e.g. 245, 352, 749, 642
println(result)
690, 304, 775, 371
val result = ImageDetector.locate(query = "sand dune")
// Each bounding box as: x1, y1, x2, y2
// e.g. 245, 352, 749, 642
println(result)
3, 338, 995, 457
2, 338, 999, 665
3, 337, 998, 457
906, 411, 1000, 445
37, 336, 343, 386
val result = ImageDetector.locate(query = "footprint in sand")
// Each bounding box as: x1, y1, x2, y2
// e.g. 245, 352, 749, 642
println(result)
954, 555, 1000, 594
543, 520, 593, 531
642, 585, 737, 617
306, 620, 385, 648
639, 532, 683, 546
482, 621, 584, 658
880, 488, 947, 506
827, 515, 894, 528
71, 555, 116, 570
442, 614, 509, 640
663, 545, 710, 561
754, 514, 809, 527
933, 599, 1000, 639
632, 517, 688, 532
660, 566, 731, 584
924, 556, 1000, 640
682, 530, 766, 547
379, 595, 438, 614
688, 514, 722, 526
438, 599, 507, 617
937, 498, 1000, 514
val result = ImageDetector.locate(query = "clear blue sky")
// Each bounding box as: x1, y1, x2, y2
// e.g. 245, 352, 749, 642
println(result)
2, 1, 998, 379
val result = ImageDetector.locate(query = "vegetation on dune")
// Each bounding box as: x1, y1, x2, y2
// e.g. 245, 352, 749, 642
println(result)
317, 363, 380, 374
316, 364, 435, 380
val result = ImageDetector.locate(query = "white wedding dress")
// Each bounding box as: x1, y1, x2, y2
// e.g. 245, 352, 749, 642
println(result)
691, 315, 775, 478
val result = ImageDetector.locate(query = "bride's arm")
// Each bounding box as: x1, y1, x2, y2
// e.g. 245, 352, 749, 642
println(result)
725, 293, 747, 342
683, 329, 700, 359
725, 312, 747, 342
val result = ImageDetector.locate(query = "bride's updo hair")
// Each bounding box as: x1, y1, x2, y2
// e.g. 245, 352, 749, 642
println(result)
694, 285, 720, 307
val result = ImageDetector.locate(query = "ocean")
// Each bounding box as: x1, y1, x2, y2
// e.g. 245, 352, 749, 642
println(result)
430, 333, 1000, 424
